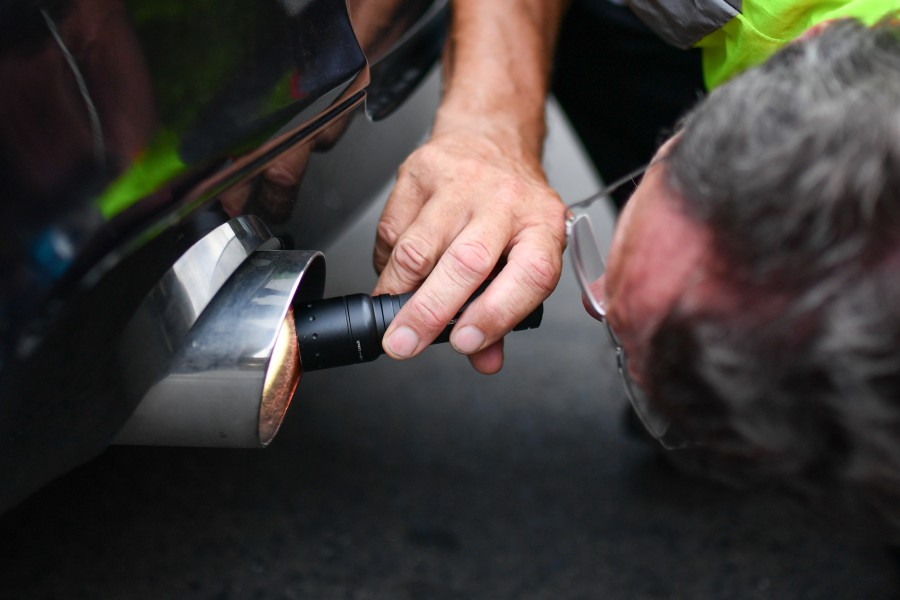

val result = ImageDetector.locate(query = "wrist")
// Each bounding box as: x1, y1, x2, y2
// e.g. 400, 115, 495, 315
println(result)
432, 99, 547, 168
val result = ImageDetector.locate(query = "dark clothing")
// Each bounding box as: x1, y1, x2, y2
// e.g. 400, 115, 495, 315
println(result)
551, 0, 705, 209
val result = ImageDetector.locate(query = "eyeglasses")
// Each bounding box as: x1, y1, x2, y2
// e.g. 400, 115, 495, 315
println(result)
565, 164, 689, 450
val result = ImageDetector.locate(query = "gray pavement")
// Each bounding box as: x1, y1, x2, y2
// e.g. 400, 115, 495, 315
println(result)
0, 102, 897, 600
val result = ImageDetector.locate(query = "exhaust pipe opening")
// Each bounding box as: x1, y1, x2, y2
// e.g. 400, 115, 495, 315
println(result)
258, 309, 301, 446
115, 217, 325, 448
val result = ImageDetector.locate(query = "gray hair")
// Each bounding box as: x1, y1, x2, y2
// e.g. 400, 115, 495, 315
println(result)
648, 17, 900, 533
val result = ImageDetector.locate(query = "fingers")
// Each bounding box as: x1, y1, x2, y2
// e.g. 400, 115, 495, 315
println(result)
447, 231, 563, 354
374, 183, 479, 296
373, 205, 453, 296
372, 158, 433, 279
371, 128, 567, 373
467, 339, 504, 375
380, 212, 565, 369
373, 141, 496, 295
380, 216, 511, 358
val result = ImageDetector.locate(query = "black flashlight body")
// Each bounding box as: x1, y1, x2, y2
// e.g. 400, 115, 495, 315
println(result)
295, 285, 543, 371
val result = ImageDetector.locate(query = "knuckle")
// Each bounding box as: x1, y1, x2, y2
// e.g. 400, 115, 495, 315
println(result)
400, 144, 443, 178
515, 253, 561, 296
395, 158, 416, 181
494, 177, 528, 207
479, 297, 517, 329
391, 235, 435, 282
412, 142, 442, 164
444, 239, 495, 284
394, 162, 430, 199
409, 290, 451, 331
375, 216, 402, 247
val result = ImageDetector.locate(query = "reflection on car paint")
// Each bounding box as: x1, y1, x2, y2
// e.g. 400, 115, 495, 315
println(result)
0, 0, 447, 513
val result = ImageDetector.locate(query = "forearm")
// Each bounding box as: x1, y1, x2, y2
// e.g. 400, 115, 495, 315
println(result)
439, 0, 571, 159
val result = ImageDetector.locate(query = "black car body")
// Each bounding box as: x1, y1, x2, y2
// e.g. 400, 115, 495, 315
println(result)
0, 0, 448, 512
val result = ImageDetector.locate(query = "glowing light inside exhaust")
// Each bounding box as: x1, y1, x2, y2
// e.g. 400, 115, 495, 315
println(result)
258, 308, 301, 446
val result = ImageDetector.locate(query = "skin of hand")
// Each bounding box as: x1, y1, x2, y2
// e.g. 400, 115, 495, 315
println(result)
372, 0, 571, 374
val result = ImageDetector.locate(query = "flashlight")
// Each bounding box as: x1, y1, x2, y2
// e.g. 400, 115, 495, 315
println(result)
294, 282, 542, 371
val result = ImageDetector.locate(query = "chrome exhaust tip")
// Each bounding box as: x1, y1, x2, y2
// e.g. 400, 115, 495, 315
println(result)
115, 217, 325, 448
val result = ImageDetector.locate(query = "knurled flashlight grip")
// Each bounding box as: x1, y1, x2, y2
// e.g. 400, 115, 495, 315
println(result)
295, 283, 543, 371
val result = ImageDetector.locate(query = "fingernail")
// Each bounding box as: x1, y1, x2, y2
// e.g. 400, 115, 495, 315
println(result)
452, 326, 485, 354
385, 326, 419, 358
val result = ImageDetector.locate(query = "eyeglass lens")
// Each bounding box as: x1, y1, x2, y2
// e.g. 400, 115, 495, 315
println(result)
569, 213, 607, 316
567, 171, 690, 450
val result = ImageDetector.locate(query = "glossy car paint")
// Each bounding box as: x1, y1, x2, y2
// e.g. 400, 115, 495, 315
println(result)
0, 0, 447, 511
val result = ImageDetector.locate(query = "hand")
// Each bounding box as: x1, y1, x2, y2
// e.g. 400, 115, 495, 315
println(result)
372, 114, 567, 374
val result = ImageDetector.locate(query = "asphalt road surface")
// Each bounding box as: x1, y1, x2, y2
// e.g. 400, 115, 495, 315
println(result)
0, 101, 897, 600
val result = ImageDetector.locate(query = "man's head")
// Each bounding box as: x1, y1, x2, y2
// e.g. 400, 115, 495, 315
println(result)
600, 17, 900, 527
